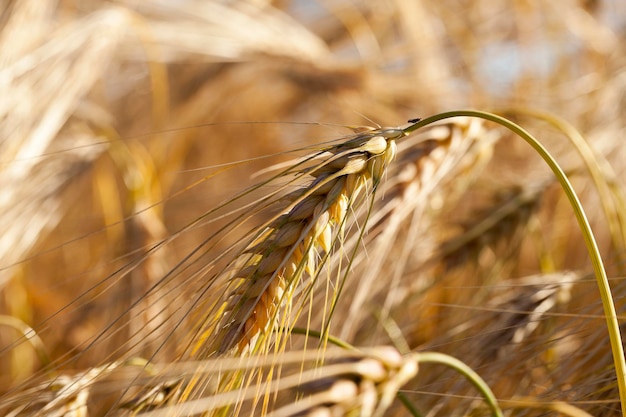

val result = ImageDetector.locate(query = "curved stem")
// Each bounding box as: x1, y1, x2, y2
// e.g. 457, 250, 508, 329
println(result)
415, 351, 503, 417
501, 107, 626, 269
404, 110, 626, 416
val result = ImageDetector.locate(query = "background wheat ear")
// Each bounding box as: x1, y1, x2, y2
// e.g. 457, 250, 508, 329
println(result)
204, 126, 407, 355
275, 346, 418, 417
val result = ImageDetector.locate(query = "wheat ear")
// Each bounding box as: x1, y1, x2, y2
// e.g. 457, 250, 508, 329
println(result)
270, 347, 418, 417
211, 126, 406, 354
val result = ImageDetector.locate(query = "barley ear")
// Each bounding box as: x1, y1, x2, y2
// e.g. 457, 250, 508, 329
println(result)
209, 127, 405, 355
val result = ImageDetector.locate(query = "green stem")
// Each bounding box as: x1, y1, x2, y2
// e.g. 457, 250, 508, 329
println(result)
415, 351, 503, 417
404, 110, 626, 416
397, 392, 424, 417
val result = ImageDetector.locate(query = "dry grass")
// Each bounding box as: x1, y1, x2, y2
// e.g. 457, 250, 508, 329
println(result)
1, 0, 626, 416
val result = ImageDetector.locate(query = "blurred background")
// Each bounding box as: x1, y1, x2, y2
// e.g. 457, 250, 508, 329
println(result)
1, 0, 625, 415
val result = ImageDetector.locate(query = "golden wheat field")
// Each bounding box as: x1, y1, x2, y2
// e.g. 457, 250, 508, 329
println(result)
1, 0, 626, 416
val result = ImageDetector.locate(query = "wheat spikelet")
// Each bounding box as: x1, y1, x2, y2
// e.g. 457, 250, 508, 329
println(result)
209, 126, 406, 354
